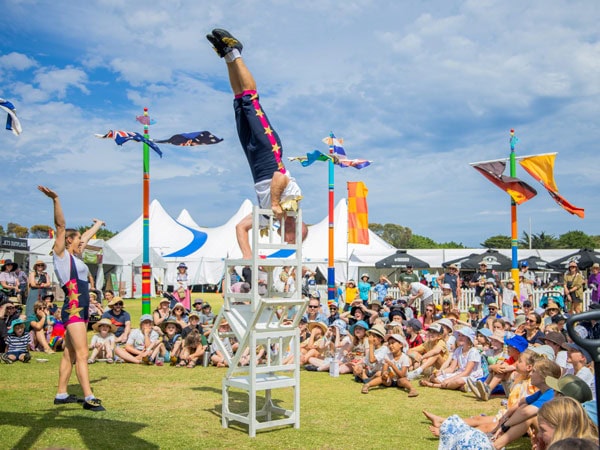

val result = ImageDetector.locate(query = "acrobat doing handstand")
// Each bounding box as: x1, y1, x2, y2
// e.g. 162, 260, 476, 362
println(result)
207, 28, 308, 259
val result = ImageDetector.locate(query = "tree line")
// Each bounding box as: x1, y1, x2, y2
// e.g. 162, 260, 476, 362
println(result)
0, 223, 116, 240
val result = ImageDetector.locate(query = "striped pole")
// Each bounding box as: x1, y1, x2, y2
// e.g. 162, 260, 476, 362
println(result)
327, 132, 335, 303
509, 129, 520, 297
142, 107, 152, 314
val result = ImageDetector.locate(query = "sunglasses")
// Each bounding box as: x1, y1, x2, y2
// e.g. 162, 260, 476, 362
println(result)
114, 303, 124, 307
426, 309, 434, 312
308, 305, 319, 309
489, 308, 497, 311
526, 319, 537, 323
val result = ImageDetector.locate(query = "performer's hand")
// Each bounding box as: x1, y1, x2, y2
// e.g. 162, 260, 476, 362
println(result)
38, 186, 58, 199
272, 202, 284, 221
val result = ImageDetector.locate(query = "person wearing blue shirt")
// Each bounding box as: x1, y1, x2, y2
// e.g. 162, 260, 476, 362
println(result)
372, 275, 391, 302
358, 274, 371, 305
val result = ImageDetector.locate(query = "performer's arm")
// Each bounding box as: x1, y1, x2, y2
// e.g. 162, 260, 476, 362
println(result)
38, 186, 66, 258
270, 171, 289, 220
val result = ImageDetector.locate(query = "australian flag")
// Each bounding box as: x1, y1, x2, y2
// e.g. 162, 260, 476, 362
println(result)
95, 130, 162, 157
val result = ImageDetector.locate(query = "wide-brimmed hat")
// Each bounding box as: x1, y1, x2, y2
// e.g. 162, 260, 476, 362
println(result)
542, 331, 566, 347
514, 315, 527, 327
33, 260, 47, 270
307, 321, 327, 335
531, 345, 555, 360
436, 318, 454, 332
441, 283, 452, 290
386, 333, 407, 349
427, 323, 443, 334
367, 323, 386, 339
487, 303, 499, 310
349, 320, 369, 335
160, 318, 182, 334
139, 314, 153, 324
489, 330, 506, 343
448, 264, 458, 270
188, 311, 200, 320
369, 299, 382, 307
1, 259, 18, 271
332, 319, 348, 335
108, 297, 125, 307
347, 279, 356, 285
177, 262, 188, 270
172, 302, 186, 311
92, 318, 116, 333
545, 375, 593, 403
360, 273, 369, 280
7, 317, 29, 334
453, 327, 476, 344
477, 328, 493, 339
504, 335, 528, 353
404, 318, 422, 331
193, 298, 203, 305
545, 300, 560, 310
159, 297, 170, 304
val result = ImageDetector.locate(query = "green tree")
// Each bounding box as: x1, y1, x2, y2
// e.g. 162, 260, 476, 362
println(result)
407, 234, 438, 249
438, 241, 466, 249
0, 224, 4, 236
77, 225, 117, 241
369, 223, 412, 248
519, 231, 557, 249
30, 224, 53, 238
7, 222, 28, 237
481, 235, 512, 249
557, 230, 595, 249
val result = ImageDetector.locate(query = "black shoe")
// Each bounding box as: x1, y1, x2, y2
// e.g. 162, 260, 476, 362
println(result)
1, 353, 12, 364
304, 364, 318, 372
83, 398, 106, 412
207, 28, 243, 57
54, 394, 81, 405
22, 353, 31, 363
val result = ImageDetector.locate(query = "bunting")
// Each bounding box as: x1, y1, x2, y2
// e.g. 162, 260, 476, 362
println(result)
519, 154, 584, 218
347, 181, 369, 244
0, 98, 22, 136
472, 161, 537, 205
95, 130, 163, 157
288, 150, 371, 169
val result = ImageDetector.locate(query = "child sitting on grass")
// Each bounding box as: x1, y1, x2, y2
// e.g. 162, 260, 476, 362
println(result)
357, 324, 388, 393
419, 327, 483, 391
179, 328, 207, 368
155, 319, 183, 366
381, 334, 418, 397
28, 301, 54, 354
88, 318, 116, 364
301, 322, 328, 366
48, 307, 65, 352
407, 323, 448, 380
2, 318, 31, 364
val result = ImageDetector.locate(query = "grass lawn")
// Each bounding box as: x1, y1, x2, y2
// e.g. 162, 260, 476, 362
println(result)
0, 294, 530, 449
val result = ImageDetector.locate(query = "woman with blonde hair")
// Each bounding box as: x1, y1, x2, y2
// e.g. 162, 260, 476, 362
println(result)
536, 396, 598, 449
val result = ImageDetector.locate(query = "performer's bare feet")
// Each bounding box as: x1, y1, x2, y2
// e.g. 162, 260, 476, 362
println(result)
429, 425, 440, 437
422, 410, 444, 428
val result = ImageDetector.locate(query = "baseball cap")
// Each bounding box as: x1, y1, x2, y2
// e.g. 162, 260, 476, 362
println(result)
404, 318, 422, 331
562, 343, 593, 364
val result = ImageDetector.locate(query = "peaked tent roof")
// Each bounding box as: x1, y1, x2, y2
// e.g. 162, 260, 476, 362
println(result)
375, 250, 430, 269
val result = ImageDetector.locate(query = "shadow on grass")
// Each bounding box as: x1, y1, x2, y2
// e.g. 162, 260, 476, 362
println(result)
0, 408, 159, 449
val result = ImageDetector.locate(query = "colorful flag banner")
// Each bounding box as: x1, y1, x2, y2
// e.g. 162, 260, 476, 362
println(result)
95, 130, 163, 157
155, 131, 223, 146
472, 161, 537, 205
135, 115, 156, 126
289, 150, 371, 169
519, 154, 584, 218
347, 181, 369, 244
322, 133, 346, 156
0, 98, 22, 136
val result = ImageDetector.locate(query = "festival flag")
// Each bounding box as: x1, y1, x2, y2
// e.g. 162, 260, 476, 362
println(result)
95, 130, 163, 157
289, 151, 371, 169
472, 161, 537, 205
135, 115, 156, 126
0, 98, 22, 136
322, 133, 346, 156
347, 181, 369, 244
155, 131, 223, 146
288, 150, 332, 167
519, 154, 584, 218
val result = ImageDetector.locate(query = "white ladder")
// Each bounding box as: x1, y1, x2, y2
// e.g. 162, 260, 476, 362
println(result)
209, 206, 307, 437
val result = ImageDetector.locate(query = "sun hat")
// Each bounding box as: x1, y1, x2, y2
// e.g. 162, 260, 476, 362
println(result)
332, 319, 348, 335
369, 299, 382, 307
139, 314, 153, 324
592, 263, 600, 269
177, 262, 188, 269
562, 343, 592, 364
202, 302, 211, 308
506, 278, 515, 284
386, 333, 408, 349
487, 329, 504, 343
159, 297, 171, 304
487, 303, 499, 310
388, 321, 403, 328
472, 297, 482, 306
436, 318, 454, 332
477, 328, 493, 339
504, 335, 528, 353
172, 302, 186, 311
404, 318, 422, 331
7, 317, 29, 334
361, 273, 369, 280
92, 318, 116, 333
531, 345, 555, 360
349, 320, 369, 335
485, 278, 495, 284
514, 315, 527, 327
453, 327, 476, 344
108, 297, 125, 307
160, 318, 182, 333
307, 321, 327, 335
33, 260, 47, 270
310, 291, 321, 299
448, 264, 458, 270
347, 279, 356, 285
441, 283, 452, 290
545, 300, 560, 310
542, 331, 566, 347
545, 375, 593, 403
188, 311, 200, 320
427, 323, 443, 334
367, 323, 386, 339
1, 259, 18, 271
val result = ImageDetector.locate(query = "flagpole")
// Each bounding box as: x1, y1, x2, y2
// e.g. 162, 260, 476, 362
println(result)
469, 152, 557, 166
141, 107, 152, 315
327, 132, 335, 303
509, 129, 520, 296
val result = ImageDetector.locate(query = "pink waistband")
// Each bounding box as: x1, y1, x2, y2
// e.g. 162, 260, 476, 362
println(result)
234, 89, 258, 99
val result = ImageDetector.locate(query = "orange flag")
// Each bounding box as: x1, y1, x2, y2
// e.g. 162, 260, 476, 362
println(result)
347, 181, 369, 244
520, 154, 584, 218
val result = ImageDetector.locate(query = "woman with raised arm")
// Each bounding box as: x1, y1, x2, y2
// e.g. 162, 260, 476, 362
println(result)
38, 186, 106, 412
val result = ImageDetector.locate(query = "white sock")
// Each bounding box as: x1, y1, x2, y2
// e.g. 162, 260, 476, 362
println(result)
415, 367, 422, 375
84, 395, 96, 402
224, 49, 241, 63
56, 393, 68, 400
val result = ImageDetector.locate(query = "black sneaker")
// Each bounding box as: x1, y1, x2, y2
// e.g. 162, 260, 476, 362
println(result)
54, 394, 81, 405
207, 28, 243, 58
1, 353, 13, 364
22, 353, 31, 363
304, 364, 318, 372
83, 398, 106, 412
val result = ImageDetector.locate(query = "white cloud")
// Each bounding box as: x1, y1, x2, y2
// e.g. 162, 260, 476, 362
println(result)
0, 52, 37, 70
33, 67, 90, 98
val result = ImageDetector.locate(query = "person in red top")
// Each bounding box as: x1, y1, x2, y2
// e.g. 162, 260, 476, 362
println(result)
404, 318, 424, 349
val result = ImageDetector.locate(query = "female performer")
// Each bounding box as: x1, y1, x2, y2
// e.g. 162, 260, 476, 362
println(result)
38, 186, 106, 412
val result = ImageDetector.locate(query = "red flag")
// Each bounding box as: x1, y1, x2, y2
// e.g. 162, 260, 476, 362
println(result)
519, 155, 584, 218
48, 229, 54, 238
347, 181, 369, 244
472, 161, 537, 205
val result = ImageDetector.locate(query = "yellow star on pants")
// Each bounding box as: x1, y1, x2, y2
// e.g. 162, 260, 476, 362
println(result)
65, 303, 83, 319
65, 279, 81, 302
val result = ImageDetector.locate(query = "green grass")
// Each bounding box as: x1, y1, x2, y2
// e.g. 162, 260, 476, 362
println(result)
0, 294, 530, 449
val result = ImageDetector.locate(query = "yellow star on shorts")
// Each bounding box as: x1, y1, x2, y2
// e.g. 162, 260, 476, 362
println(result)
65, 304, 84, 319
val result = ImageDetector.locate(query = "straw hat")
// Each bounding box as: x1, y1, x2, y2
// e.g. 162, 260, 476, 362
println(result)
160, 318, 182, 334
92, 318, 116, 333
307, 321, 327, 335
108, 297, 125, 307
33, 260, 47, 270
367, 323, 386, 339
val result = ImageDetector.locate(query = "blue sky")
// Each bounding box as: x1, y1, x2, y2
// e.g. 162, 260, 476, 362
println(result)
0, 0, 598, 247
